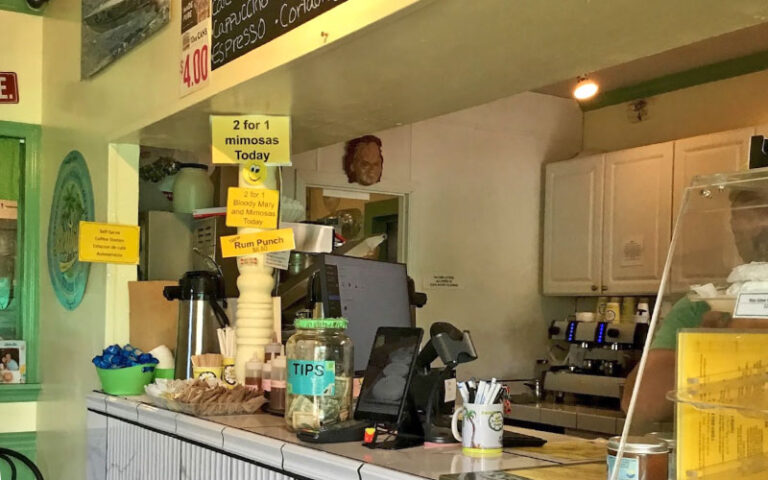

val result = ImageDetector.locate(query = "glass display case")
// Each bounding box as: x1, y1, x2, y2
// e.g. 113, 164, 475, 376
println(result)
617, 168, 768, 480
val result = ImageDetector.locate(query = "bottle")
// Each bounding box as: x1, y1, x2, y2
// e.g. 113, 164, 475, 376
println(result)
263, 361, 272, 402
244, 358, 263, 393
621, 297, 636, 324
172, 163, 214, 213
596, 297, 609, 322
265, 342, 282, 363
605, 297, 621, 324
269, 356, 287, 415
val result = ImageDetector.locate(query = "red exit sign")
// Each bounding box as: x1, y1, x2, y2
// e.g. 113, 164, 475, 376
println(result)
0, 73, 19, 104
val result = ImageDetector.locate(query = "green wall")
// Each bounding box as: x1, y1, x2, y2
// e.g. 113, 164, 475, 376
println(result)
0, 432, 37, 480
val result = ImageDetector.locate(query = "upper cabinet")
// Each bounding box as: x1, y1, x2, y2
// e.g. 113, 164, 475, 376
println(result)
544, 127, 758, 296
543, 154, 604, 295
672, 128, 753, 220
543, 144, 672, 295
671, 128, 754, 288
602, 143, 673, 294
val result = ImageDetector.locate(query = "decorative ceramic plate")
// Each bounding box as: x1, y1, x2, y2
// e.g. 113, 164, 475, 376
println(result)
47, 151, 94, 310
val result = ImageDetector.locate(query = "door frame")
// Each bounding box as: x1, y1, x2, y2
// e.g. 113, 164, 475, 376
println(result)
0, 120, 41, 387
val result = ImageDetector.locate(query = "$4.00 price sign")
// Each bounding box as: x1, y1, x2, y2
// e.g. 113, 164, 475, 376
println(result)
181, 44, 209, 92
180, 0, 211, 97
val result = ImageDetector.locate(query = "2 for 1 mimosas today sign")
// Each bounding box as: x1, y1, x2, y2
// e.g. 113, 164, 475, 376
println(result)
211, 114, 291, 165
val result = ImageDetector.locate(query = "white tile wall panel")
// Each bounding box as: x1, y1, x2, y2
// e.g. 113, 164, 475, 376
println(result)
282, 443, 362, 480
176, 414, 225, 448
87, 411, 108, 480
106, 418, 141, 480
180, 442, 232, 480
105, 396, 139, 422
230, 458, 294, 480
86, 392, 108, 412
137, 428, 181, 480
137, 403, 178, 434
222, 427, 284, 469
360, 464, 425, 480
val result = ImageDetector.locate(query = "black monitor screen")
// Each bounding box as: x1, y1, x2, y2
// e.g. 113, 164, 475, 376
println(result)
319, 255, 413, 372
354, 327, 423, 424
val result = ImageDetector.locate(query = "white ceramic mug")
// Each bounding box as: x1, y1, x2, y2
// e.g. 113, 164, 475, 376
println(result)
451, 403, 504, 454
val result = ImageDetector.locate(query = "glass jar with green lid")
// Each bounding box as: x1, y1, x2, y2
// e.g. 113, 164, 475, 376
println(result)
285, 318, 354, 430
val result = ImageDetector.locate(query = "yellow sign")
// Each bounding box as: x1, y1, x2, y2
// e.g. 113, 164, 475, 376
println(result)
78, 221, 140, 265
220, 228, 295, 258
226, 187, 279, 228
677, 331, 768, 480
211, 114, 291, 165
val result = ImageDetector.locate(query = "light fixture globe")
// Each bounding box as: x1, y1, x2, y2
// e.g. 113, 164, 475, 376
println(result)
573, 77, 599, 100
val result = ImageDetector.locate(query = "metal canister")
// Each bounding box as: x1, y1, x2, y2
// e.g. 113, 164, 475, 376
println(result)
607, 436, 669, 480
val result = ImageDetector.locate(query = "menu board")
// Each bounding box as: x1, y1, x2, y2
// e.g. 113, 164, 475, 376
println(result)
212, 0, 348, 70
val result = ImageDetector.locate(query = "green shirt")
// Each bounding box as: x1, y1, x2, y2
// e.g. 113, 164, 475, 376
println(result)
650, 297, 711, 350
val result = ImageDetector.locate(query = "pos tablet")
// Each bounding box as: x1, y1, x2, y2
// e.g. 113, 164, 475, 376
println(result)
354, 327, 423, 429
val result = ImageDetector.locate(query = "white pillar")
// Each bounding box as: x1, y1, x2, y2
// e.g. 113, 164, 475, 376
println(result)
234, 161, 277, 383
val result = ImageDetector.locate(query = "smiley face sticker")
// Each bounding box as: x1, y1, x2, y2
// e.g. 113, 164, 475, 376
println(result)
242, 160, 266, 185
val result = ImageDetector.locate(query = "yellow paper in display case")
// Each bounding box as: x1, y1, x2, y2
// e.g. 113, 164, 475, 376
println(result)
226, 187, 279, 229
78, 221, 140, 264
211, 114, 291, 166
220, 228, 295, 258
676, 330, 768, 480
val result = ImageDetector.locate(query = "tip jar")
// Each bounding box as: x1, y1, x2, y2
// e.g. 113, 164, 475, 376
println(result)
285, 318, 353, 430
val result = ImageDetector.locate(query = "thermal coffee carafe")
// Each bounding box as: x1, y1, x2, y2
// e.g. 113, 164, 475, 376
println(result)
164, 270, 230, 379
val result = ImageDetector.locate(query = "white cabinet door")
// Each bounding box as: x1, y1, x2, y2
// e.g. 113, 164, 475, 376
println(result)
672, 128, 754, 288
543, 155, 604, 295
602, 143, 673, 294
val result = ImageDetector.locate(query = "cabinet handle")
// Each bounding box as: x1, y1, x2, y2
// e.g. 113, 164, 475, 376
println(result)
601, 286, 608, 292
590, 285, 598, 292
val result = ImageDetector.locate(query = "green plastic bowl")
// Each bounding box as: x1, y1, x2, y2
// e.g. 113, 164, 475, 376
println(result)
96, 364, 156, 396
154, 368, 175, 380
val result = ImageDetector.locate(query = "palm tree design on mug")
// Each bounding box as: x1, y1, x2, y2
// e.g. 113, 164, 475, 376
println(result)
465, 409, 478, 448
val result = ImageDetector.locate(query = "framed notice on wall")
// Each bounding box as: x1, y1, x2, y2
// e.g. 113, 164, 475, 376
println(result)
212, 0, 348, 70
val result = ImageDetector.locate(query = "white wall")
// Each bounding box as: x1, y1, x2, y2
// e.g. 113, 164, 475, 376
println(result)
584, 69, 768, 152
0, 11, 42, 124
288, 92, 582, 379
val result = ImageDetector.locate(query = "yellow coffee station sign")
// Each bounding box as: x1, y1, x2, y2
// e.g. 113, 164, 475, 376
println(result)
211, 114, 291, 166
78, 221, 140, 264
220, 228, 295, 258
226, 187, 279, 229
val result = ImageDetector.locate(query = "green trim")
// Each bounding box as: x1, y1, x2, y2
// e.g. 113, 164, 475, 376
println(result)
0, 0, 44, 15
0, 432, 37, 480
0, 121, 40, 384
582, 50, 768, 111
0, 383, 40, 402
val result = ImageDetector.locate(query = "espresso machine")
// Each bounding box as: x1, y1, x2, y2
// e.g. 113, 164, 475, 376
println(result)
543, 319, 648, 402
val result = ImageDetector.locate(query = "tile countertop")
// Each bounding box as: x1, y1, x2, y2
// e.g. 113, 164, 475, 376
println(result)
87, 392, 606, 480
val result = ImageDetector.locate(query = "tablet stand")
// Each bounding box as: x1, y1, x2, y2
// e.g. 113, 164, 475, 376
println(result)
363, 397, 424, 450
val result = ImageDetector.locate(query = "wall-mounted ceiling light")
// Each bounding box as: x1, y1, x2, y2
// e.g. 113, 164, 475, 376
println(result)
573, 76, 599, 100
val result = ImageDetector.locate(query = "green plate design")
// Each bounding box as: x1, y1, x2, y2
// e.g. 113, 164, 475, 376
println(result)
47, 151, 94, 310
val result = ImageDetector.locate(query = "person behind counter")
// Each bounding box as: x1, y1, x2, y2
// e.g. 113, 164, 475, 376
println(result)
621, 188, 768, 424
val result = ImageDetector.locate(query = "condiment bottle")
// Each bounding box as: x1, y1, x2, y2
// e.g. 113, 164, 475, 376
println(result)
621, 297, 636, 324
262, 361, 273, 402
268, 356, 286, 415
244, 358, 263, 393
635, 298, 651, 324
265, 342, 282, 363
596, 296, 609, 322
605, 297, 621, 324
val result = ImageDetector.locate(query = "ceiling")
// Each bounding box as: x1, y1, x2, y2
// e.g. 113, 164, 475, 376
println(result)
130, 0, 768, 155
536, 20, 768, 101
